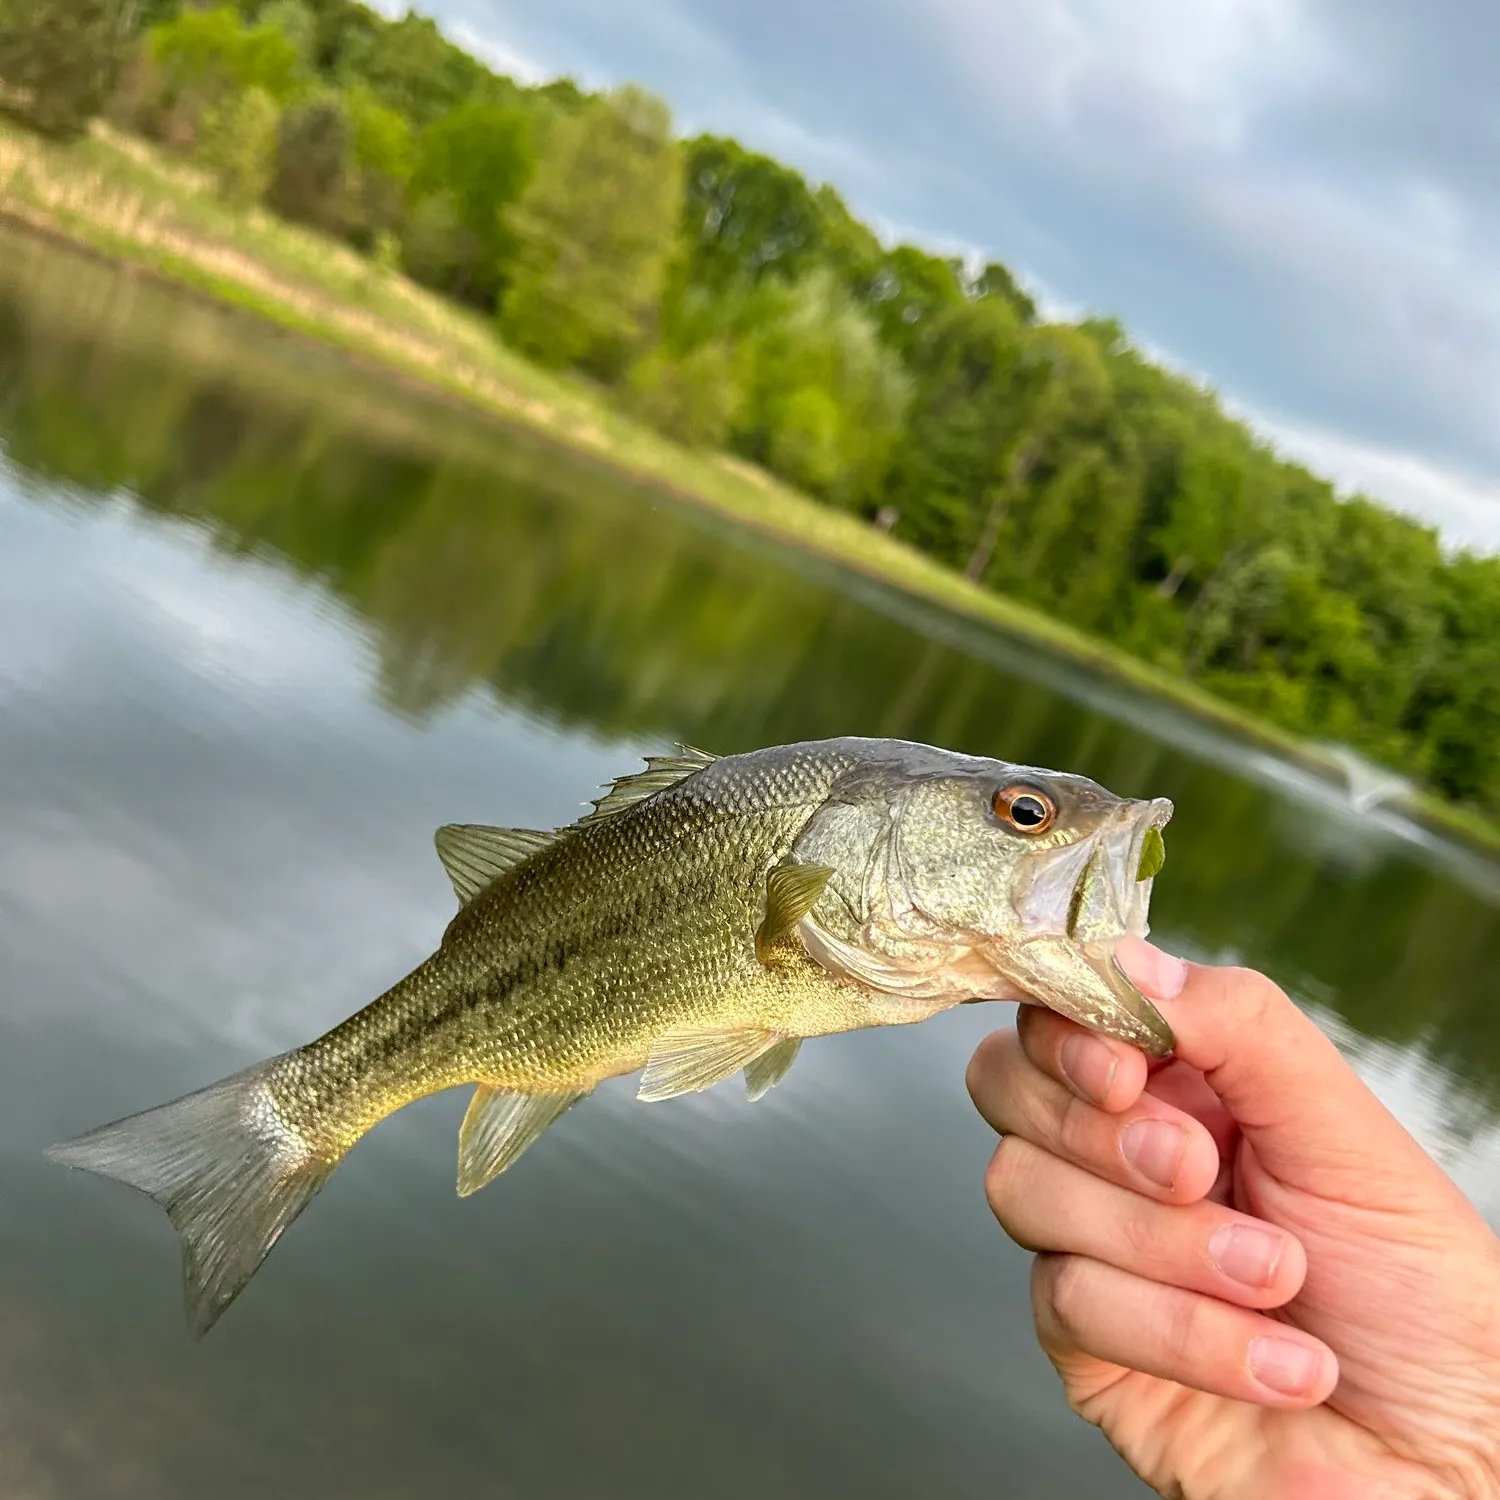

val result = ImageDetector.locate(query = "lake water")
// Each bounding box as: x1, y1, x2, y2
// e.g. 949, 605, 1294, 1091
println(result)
1, 228, 1497, 1500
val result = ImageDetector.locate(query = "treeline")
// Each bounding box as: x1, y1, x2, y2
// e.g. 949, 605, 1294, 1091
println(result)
3, 0, 1499, 818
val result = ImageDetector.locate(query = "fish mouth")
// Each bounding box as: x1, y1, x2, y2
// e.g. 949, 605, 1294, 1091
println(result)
1012, 797, 1173, 938
1003, 796, 1177, 1057
1108, 796, 1175, 940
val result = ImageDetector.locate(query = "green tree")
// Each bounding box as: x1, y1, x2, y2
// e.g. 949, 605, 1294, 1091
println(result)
813, 184, 884, 295
501, 86, 683, 379
732, 267, 910, 507
963, 322, 1112, 582
334, 9, 497, 127
344, 83, 413, 243
624, 340, 739, 448
861, 244, 966, 360
878, 296, 1027, 565
257, 0, 315, 66
968, 259, 1037, 323
196, 84, 280, 207
0, 0, 128, 138
405, 97, 532, 304
678, 135, 823, 291
148, 4, 303, 139
266, 93, 351, 236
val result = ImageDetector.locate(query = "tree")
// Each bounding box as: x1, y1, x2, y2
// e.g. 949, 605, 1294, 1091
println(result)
334, 9, 497, 127
501, 86, 683, 380
731, 267, 910, 507
678, 135, 823, 291
969, 260, 1037, 323
624, 341, 739, 449
196, 84, 280, 206
258, 0, 315, 64
962, 321, 1113, 582
861, 244, 966, 360
878, 296, 1026, 565
813, 184, 884, 295
148, 4, 303, 141
405, 97, 532, 304
343, 83, 413, 243
0, 0, 129, 138
266, 93, 352, 236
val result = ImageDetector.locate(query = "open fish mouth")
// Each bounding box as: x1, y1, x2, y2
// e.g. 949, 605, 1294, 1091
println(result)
1012, 796, 1173, 939
1099, 796, 1175, 940
1001, 796, 1177, 1057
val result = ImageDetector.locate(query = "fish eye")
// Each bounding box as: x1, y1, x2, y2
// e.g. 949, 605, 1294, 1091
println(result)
991, 784, 1056, 834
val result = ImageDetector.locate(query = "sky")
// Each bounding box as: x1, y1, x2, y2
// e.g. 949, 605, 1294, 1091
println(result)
398, 0, 1500, 552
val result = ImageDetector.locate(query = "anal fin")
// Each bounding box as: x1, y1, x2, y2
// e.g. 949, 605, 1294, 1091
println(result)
638, 1028, 780, 1103
456, 1087, 585, 1197
744, 1037, 801, 1101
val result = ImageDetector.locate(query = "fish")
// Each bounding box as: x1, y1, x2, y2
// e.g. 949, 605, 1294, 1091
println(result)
46, 736, 1174, 1335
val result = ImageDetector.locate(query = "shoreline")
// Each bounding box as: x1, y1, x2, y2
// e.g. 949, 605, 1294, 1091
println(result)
2, 124, 1496, 858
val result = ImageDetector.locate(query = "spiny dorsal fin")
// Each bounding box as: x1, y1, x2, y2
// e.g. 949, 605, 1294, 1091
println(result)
435, 825, 556, 906
744, 1037, 802, 1101
755, 863, 835, 963
637, 1027, 781, 1102
456, 1087, 586, 1197
576, 745, 718, 825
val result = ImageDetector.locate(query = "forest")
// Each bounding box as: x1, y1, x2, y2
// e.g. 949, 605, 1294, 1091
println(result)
2, 0, 1499, 821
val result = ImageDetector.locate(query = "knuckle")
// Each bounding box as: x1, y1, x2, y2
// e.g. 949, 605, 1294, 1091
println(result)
1115, 1201, 1161, 1267
982, 1137, 1044, 1248
983, 1135, 1020, 1213
965, 1029, 1015, 1108
1158, 1288, 1205, 1365
1053, 1088, 1100, 1162
1043, 1254, 1095, 1340
1213, 964, 1287, 1021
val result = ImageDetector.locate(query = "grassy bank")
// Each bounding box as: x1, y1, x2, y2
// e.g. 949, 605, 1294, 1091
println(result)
2, 116, 1495, 855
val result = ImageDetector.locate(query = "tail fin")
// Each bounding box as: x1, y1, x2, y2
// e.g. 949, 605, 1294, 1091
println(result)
46, 1058, 336, 1337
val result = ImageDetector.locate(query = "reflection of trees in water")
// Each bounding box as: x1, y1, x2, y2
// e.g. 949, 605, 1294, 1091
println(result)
2, 239, 1498, 1112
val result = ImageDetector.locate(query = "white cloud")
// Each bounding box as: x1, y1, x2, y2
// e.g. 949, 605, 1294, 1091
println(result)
447, 20, 550, 85
928, 0, 1336, 157
1253, 412, 1500, 550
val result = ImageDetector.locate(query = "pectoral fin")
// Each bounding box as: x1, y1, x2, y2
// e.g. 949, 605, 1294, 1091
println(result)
743, 1037, 801, 1101
638, 1028, 781, 1102
755, 864, 835, 963
456, 1087, 586, 1197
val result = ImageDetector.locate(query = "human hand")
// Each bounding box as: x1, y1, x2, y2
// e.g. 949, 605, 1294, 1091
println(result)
966, 940, 1500, 1500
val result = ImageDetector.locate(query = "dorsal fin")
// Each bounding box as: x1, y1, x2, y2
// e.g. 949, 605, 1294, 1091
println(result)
575, 745, 718, 825
434, 825, 556, 906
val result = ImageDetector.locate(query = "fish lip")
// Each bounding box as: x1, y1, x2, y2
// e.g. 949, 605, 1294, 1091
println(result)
1086, 941, 1177, 1057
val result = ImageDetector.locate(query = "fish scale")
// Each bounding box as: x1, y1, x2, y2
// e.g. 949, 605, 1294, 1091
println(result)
46, 736, 1173, 1335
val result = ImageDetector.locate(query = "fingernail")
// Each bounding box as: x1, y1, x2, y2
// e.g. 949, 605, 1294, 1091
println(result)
1114, 936, 1188, 1000
1248, 1336, 1326, 1397
1209, 1223, 1285, 1288
1060, 1033, 1117, 1103
1120, 1118, 1186, 1188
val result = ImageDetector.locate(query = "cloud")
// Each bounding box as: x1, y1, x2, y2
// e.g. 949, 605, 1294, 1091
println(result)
1252, 413, 1500, 552
446, 21, 549, 86
427, 0, 1500, 547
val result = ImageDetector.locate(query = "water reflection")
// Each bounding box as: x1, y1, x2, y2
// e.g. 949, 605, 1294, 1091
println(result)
0, 229, 1497, 1500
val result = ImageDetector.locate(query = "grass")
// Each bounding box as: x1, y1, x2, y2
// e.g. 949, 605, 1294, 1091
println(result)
1, 115, 1496, 857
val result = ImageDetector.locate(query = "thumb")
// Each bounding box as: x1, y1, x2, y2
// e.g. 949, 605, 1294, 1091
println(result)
1114, 937, 1448, 1210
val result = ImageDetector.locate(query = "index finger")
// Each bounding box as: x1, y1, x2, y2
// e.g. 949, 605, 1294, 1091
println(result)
1114, 936, 1472, 1216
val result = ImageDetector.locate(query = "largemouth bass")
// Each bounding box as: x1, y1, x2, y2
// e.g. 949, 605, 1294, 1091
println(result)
48, 737, 1174, 1334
